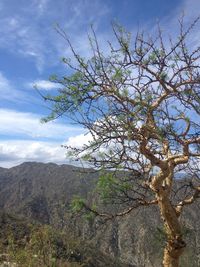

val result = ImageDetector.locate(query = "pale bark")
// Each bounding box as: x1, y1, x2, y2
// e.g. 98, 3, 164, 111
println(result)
148, 162, 186, 267
157, 190, 186, 267
163, 240, 185, 267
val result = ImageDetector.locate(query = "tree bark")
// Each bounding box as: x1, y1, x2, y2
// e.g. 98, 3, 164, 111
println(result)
157, 194, 186, 267
163, 239, 185, 267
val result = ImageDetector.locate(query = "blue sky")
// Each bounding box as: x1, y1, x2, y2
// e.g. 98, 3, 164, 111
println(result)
0, 0, 199, 167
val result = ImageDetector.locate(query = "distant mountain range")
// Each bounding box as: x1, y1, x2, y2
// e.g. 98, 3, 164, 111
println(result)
0, 162, 200, 267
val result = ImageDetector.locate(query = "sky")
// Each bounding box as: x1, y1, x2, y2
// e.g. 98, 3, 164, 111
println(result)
0, 0, 200, 168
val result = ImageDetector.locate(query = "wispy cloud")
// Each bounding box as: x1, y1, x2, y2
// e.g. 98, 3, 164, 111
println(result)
36, 0, 49, 16
178, 0, 200, 21
0, 108, 83, 140
0, 0, 198, 75
0, 71, 42, 107
28, 79, 61, 90
0, 0, 111, 72
0, 14, 46, 72
0, 72, 27, 102
0, 72, 11, 93
155, 0, 200, 37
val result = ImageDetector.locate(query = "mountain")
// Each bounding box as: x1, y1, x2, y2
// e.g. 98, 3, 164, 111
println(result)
0, 162, 97, 224
0, 162, 200, 267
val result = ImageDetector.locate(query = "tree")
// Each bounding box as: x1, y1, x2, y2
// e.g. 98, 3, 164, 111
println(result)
42, 17, 200, 267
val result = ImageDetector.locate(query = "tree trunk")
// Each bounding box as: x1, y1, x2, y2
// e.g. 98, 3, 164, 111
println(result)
163, 239, 185, 267
157, 194, 186, 267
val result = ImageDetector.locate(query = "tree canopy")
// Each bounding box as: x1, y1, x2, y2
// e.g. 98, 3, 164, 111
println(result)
43, 17, 200, 267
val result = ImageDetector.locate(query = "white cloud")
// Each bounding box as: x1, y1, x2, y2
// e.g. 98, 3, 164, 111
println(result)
66, 133, 93, 148
0, 140, 67, 168
28, 79, 60, 90
0, 106, 86, 168
0, 108, 83, 140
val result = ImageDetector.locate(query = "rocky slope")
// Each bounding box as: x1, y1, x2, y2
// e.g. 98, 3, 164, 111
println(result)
0, 162, 200, 266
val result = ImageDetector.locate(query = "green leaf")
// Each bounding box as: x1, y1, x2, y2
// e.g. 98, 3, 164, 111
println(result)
71, 197, 85, 212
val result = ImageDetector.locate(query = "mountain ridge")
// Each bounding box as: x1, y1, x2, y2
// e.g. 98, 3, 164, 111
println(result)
0, 161, 199, 267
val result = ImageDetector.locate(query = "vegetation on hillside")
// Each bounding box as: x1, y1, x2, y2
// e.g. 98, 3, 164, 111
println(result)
0, 211, 129, 267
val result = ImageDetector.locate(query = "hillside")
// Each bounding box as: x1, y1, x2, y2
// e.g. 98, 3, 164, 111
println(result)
0, 162, 200, 266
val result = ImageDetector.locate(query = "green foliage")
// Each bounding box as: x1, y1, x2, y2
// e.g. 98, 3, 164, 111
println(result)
83, 212, 95, 222
113, 68, 123, 81
97, 173, 117, 199
159, 71, 168, 81
49, 74, 58, 81
96, 172, 132, 202
81, 153, 92, 162
71, 197, 85, 212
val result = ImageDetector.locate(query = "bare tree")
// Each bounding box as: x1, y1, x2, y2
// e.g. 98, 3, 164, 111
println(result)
43, 17, 200, 267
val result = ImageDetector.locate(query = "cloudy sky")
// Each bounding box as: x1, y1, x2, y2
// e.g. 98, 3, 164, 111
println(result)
0, 0, 199, 167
